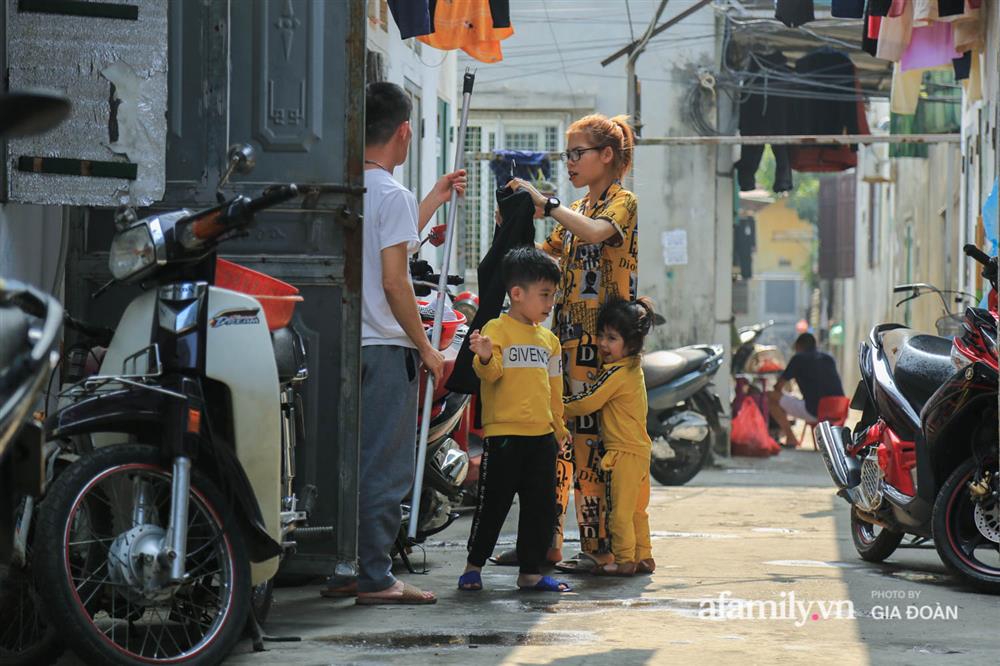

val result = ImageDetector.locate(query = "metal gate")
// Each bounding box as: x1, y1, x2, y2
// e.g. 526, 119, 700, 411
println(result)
63, 0, 365, 578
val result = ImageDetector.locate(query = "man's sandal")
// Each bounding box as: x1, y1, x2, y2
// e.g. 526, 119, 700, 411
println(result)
355, 582, 437, 605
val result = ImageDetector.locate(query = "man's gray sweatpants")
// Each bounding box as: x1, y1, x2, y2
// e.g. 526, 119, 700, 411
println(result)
357, 344, 419, 593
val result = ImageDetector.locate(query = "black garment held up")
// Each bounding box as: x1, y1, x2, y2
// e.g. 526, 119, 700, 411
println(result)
446, 187, 537, 396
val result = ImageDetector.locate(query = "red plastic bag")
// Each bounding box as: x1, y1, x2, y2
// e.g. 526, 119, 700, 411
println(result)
730, 397, 781, 457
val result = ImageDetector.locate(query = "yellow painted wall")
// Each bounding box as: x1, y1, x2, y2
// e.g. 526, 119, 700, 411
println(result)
752, 199, 815, 277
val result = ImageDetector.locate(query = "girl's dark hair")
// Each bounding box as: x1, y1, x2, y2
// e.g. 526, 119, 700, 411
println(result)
597, 297, 655, 356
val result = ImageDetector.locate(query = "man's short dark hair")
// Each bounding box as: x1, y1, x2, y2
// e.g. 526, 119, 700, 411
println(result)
366, 82, 411, 146
795, 332, 817, 352
501, 246, 561, 292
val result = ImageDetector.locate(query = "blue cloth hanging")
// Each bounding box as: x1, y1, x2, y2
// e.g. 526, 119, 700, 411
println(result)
488, 150, 552, 190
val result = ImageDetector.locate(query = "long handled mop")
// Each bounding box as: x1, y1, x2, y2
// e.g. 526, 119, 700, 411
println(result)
409, 69, 475, 540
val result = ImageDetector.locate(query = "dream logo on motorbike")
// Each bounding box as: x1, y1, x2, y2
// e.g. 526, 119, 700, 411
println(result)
210, 308, 261, 328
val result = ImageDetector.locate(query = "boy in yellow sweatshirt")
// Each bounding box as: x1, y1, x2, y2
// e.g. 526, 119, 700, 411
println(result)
458, 247, 573, 593
563, 298, 656, 576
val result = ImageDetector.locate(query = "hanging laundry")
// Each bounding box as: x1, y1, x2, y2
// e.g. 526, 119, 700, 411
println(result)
735, 52, 795, 193
938, 0, 969, 18
733, 216, 756, 281
388, 0, 432, 39
487, 150, 551, 191
775, 0, 814, 27
790, 49, 869, 173
953, 51, 972, 80
418, 0, 514, 64
876, 0, 914, 61
913, 0, 941, 26
901, 20, 962, 71
890, 70, 961, 157
831, 0, 864, 18
953, 14, 985, 53
489, 0, 511, 28
862, 2, 879, 56
869, 0, 893, 17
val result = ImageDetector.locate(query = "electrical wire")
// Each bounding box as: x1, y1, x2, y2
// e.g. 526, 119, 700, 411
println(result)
541, 0, 579, 109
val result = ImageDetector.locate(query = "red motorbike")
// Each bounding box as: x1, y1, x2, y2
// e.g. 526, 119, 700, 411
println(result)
817, 245, 998, 593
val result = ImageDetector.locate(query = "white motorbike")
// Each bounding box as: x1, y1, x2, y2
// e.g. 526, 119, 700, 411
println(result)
33, 146, 312, 664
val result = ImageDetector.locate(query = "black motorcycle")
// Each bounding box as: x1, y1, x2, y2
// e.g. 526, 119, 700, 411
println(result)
643, 344, 726, 486
816, 245, 998, 593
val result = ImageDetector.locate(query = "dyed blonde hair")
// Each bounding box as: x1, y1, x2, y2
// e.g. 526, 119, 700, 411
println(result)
566, 114, 636, 179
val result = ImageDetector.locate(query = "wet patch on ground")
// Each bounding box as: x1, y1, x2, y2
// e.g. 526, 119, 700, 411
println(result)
489, 596, 708, 618
312, 630, 597, 650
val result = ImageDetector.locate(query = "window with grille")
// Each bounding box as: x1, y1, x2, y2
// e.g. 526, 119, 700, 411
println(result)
733, 280, 750, 315
461, 126, 484, 274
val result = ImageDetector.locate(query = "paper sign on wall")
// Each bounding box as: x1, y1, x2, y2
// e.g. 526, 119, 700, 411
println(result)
661, 229, 688, 266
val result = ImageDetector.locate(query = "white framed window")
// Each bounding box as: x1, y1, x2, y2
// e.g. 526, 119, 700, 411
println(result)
459, 115, 571, 278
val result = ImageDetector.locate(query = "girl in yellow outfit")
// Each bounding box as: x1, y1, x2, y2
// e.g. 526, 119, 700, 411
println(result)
563, 298, 656, 576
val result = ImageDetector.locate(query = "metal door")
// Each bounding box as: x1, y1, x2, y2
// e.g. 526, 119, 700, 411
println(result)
63, 0, 366, 578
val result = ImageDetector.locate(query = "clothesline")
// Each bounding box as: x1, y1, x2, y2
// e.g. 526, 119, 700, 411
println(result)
464, 133, 960, 162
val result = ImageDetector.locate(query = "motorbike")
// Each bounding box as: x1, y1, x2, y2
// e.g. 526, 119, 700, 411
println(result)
643, 343, 726, 486
731, 320, 786, 439
399, 259, 472, 551
0, 280, 64, 666
816, 244, 999, 594
31, 144, 316, 664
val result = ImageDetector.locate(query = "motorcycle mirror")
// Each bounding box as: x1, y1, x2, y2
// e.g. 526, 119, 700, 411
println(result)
0, 90, 71, 138
113, 206, 138, 231
216, 143, 257, 194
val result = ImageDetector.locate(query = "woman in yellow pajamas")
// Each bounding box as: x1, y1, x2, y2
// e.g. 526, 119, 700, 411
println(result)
563, 298, 656, 575
507, 113, 639, 570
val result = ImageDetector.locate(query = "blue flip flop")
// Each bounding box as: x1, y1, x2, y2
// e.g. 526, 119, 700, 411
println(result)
458, 570, 483, 591
518, 575, 572, 593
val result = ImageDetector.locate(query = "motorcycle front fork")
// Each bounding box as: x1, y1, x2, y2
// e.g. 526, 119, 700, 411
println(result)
162, 456, 192, 583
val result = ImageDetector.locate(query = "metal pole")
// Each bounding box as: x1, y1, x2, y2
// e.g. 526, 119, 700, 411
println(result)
409, 69, 475, 540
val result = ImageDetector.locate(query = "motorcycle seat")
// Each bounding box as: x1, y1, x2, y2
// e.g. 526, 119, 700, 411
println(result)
271, 326, 306, 384
642, 348, 709, 390
892, 334, 955, 414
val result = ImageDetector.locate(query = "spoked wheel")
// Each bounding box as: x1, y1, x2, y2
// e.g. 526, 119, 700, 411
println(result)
850, 507, 905, 562
35, 444, 250, 665
933, 456, 1000, 594
0, 561, 62, 666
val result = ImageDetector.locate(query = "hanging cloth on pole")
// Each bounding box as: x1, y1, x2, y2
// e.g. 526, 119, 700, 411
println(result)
387, 0, 432, 39
487, 150, 552, 191
418, 0, 514, 64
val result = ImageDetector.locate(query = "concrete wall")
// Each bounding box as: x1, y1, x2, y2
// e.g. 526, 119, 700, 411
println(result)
457, 2, 732, 353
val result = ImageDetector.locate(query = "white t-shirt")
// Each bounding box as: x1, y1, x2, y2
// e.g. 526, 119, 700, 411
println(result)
362, 168, 421, 348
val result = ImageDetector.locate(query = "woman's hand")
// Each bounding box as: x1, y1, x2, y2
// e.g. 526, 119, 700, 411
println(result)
506, 178, 547, 219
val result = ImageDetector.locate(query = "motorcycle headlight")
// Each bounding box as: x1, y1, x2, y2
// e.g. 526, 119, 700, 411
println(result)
109, 224, 156, 280
950, 344, 973, 371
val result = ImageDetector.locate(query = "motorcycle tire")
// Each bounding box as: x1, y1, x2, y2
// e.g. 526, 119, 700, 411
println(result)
35, 444, 252, 665
932, 456, 1000, 595
0, 563, 62, 666
850, 507, 904, 562
649, 436, 711, 487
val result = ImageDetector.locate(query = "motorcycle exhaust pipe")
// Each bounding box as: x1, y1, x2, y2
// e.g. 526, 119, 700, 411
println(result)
815, 421, 860, 490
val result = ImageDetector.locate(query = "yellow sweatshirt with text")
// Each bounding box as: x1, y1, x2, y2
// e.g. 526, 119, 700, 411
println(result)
473, 314, 571, 442
563, 356, 652, 458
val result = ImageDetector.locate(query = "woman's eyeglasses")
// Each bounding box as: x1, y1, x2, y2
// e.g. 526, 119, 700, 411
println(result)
560, 146, 603, 162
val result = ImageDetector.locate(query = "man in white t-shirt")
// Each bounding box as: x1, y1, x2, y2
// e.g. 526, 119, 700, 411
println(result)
322, 82, 464, 605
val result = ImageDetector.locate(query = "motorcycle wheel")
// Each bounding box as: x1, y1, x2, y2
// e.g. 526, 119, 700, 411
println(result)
650, 437, 711, 487
932, 456, 1000, 594
850, 507, 904, 562
35, 444, 251, 665
0, 555, 62, 666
